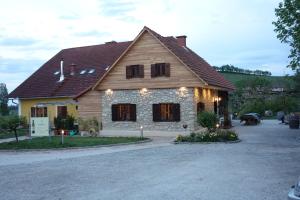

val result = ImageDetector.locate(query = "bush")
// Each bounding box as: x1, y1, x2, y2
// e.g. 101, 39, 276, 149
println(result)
78, 117, 100, 136
54, 115, 75, 130
0, 115, 26, 142
175, 130, 239, 143
197, 112, 218, 132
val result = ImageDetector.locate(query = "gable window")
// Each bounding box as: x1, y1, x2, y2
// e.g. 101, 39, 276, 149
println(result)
152, 103, 180, 122
126, 65, 144, 79
57, 106, 67, 119
31, 107, 47, 117
112, 104, 136, 121
151, 63, 170, 77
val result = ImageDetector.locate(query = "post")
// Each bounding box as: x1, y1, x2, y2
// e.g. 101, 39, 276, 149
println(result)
140, 126, 143, 139
61, 130, 64, 144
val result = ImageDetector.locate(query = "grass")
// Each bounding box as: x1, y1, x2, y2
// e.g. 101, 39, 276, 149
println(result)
220, 72, 293, 87
0, 129, 28, 139
0, 136, 148, 150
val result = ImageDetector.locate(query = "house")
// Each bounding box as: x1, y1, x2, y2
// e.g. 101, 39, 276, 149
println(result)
8, 26, 234, 134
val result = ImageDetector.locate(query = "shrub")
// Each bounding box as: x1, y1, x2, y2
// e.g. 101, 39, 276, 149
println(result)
54, 115, 75, 130
197, 112, 218, 132
175, 130, 239, 143
0, 115, 26, 142
78, 117, 100, 136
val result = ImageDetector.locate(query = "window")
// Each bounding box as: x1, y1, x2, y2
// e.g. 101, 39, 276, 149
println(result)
88, 69, 95, 74
126, 65, 144, 79
197, 102, 205, 113
112, 104, 136, 121
151, 63, 170, 77
31, 107, 47, 117
152, 103, 180, 122
80, 70, 86, 75
57, 106, 67, 119
54, 71, 60, 75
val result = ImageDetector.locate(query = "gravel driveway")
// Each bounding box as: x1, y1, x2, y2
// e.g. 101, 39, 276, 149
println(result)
0, 120, 299, 200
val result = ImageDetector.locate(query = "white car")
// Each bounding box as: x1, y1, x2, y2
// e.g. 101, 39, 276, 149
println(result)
288, 177, 300, 200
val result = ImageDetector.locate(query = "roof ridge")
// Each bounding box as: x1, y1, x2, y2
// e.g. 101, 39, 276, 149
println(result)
62, 41, 132, 51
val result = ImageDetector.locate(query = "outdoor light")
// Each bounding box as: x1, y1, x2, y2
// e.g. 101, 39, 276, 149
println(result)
140, 126, 144, 138
216, 123, 220, 128
178, 87, 188, 97
105, 89, 113, 95
61, 129, 64, 144
140, 88, 148, 96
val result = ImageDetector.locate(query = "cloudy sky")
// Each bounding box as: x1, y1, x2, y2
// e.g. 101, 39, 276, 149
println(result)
0, 0, 293, 93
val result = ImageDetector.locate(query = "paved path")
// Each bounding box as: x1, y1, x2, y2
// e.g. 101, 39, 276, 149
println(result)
0, 136, 28, 144
0, 120, 299, 200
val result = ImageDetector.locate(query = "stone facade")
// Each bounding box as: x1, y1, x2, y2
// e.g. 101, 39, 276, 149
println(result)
101, 88, 196, 132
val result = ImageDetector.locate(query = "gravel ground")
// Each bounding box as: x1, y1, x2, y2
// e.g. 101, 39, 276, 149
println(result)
0, 120, 299, 200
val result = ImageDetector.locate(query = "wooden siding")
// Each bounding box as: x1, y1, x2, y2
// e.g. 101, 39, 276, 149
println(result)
77, 90, 101, 122
97, 32, 204, 90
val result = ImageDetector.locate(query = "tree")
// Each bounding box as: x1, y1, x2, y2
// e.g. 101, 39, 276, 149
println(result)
273, 0, 300, 70
0, 83, 9, 116
0, 115, 26, 142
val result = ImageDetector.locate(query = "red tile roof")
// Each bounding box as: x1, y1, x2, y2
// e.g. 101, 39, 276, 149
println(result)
8, 27, 234, 99
8, 42, 131, 99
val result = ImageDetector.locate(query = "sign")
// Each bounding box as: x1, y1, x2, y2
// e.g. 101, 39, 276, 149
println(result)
30, 117, 49, 136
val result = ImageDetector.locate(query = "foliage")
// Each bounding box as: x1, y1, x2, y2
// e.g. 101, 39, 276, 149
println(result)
54, 115, 75, 130
213, 64, 272, 76
78, 117, 100, 136
0, 115, 26, 142
0, 83, 9, 116
0, 136, 147, 150
175, 130, 238, 143
273, 0, 300, 70
197, 112, 218, 132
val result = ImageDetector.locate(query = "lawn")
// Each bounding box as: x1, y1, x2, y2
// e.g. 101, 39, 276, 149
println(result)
0, 136, 148, 150
0, 129, 28, 139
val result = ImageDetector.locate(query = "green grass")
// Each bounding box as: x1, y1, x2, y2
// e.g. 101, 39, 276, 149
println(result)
0, 136, 148, 150
220, 72, 293, 87
0, 129, 28, 139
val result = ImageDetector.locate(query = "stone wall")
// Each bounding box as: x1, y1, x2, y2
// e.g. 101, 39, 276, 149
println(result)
101, 88, 196, 132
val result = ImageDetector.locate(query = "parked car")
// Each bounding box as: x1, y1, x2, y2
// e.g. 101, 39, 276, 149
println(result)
240, 113, 261, 125
288, 176, 300, 200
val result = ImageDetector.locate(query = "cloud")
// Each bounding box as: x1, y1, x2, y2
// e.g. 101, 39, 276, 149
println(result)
74, 30, 111, 37
0, 37, 38, 46
98, 0, 136, 17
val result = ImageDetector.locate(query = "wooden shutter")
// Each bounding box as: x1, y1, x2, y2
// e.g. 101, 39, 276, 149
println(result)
173, 104, 180, 121
126, 66, 132, 79
139, 65, 144, 78
165, 63, 170, 77
130, 104, 137, 121
111, 104, 118, 121
151, 64, 156, 77
152, 104, 160, 121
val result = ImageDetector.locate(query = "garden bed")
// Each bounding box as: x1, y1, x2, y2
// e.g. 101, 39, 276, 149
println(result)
175, 129, 239, 143
0, 136, 149, 150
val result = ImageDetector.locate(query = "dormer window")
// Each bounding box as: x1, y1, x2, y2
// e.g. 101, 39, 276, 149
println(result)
88, 69, 95, 74
54, 71, 60, 75
80, 70, 86, 75
126, 65, 144, 79
151, 63, 170, 77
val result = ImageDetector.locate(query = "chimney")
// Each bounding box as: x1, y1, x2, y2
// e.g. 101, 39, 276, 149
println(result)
176, 35, 187, 47
59, 59, 64, 82
70, 63, 76, 76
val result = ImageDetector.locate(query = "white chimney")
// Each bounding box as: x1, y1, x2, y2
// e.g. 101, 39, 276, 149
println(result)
59, 59, 64, 82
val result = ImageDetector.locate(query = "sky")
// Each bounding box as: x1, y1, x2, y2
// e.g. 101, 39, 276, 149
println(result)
0, 0, 294, 93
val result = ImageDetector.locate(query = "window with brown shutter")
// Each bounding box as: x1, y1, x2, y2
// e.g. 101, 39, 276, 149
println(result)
151, 63, 170, 77
126, 65, 144, 79
152, 103, 180, 122
111, 104, 136, 121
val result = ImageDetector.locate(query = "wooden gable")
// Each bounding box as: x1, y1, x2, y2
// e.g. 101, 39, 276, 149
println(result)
97, 31, 204, 90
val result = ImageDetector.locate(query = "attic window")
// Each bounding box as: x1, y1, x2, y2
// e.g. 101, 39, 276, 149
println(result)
54, 71, 60, 75
80, 70, 86, 75
105, 66, 110, 71
88, 69, 95, 74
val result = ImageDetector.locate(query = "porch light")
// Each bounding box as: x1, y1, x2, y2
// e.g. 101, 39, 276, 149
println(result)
105, 89, 113, 95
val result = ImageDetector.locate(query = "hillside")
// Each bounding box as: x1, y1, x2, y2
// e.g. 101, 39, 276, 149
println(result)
220, 72, 293, 88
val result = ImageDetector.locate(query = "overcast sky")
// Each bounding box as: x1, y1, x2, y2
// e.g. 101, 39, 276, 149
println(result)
0, 0, 294, 93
